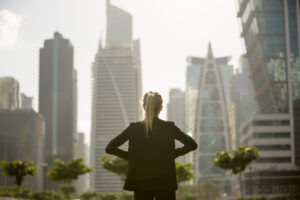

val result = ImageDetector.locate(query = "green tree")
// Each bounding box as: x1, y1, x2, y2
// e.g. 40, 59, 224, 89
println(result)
48, 158, 92, 184
101, 157, 128, 181
47, 158, 92, 197
98, 193, 119, 200
80, 190, 99, 200
0, 160, 37, 187
212, 146, 260, 197
101, 157, 194, 183
175, 162, 194, 183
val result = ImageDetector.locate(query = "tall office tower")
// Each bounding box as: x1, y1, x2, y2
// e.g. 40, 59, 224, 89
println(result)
39, 32, 77, 170
185, 56, 205, 184
185, 57, 205, 136
232, 56, 256, 148
236, 0, 300, 197
75, 132, 89, 194
0, 77, 19, 110
0, 110, 45, 190
167, 88, 185, 131
194, 44, 233, 193
90, 0, 142, 192
167, 88, 189, 164
237, 0, 300, 170
21, 93, 33, 109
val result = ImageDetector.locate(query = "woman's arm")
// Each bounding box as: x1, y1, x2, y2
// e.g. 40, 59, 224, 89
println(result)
105, 123, 132, 160
170, 122, 198, 158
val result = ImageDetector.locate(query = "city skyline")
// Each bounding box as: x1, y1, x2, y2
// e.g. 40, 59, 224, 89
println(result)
0, 0, 243, 144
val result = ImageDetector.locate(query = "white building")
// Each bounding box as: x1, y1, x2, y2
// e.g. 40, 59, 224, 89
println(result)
75, 133, 89, 194
240, 114, 295, 171
0, 77, 19, 110
90, 0, 142, 192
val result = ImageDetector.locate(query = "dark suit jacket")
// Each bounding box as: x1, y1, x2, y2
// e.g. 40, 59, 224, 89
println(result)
105, 117, 198, 192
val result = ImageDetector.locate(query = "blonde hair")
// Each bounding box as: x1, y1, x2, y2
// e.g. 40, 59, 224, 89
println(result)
143, 91, 163, 136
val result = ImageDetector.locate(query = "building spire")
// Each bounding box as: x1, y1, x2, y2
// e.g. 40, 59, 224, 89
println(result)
207, 42, 214, 59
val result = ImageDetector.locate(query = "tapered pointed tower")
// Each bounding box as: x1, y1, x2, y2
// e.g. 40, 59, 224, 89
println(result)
195, 43, 233, 192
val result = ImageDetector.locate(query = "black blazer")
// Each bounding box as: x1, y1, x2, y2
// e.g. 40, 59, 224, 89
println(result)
105, 117, 198, 191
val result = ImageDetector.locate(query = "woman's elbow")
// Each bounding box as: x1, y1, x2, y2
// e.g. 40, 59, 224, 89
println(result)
191, 142, 198, 151
105, 145, 112, 154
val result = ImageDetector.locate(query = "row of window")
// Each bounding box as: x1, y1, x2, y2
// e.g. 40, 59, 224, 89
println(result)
252, 119, 289, 126
253, 132, 290, 138
257, 157, 291, 163
255, 144, 291, 151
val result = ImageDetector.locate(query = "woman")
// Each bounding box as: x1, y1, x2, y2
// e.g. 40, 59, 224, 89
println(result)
105, 91, 197, 200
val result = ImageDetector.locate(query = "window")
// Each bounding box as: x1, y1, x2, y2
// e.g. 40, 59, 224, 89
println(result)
203, 87, 220, 101
205, 71, 217, 84
200, 119, 224, 133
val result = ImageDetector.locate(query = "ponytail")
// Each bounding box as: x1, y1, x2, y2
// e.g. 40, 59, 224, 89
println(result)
143, 91, 163, 137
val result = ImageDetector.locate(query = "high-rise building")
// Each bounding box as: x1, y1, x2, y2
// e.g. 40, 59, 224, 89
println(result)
167, 88, 190, 164
194, 44, 233, 193
232, 56, 256, 148
236, 0, 300, 197
75, 132, 89, 194
167, 88, 185, 131
0, 109, 45, 190
39, 32, 77, 171
21, 93, 33, 109
185, 57, 205, 136
90, 0, 142, 192
0, 77, 19, 110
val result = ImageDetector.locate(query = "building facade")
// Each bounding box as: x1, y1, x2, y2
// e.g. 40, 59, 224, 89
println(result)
194, 44, 233, 192
167, 88, 185, 131
21, 93, 33, 109
232, 56, 256, 148
185, 57, 205, 137
90, 0, 142, 192
236, 0, 300, 197
0, 109, 45, 190
0, 77, 19, 110
75, 132, 89, 194
39, 32, 77, 169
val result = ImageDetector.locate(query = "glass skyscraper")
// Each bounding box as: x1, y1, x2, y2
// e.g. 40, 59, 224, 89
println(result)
237, 0, 300, 167
193, 44, 233, 193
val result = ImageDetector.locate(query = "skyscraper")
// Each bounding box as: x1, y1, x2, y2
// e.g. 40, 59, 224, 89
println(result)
194, 44, 233, 192
90, 0, 142, 192
167, 88, 185, 131
236, 0, 300, 197
39, 32, 77, 170
0, 109, 45, 190
185, 57, 205, 136
232, 56, 256, 148
0, 77, 19, 110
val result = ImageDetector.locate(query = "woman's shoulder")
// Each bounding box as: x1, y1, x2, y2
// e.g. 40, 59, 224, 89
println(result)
156, 118, 175, 127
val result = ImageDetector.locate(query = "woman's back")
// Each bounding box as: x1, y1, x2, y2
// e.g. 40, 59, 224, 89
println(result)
105, 91, 197, 199
106, 117, 197, 191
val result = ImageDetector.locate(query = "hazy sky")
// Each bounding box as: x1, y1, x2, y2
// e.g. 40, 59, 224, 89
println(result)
0, 0, 243, 144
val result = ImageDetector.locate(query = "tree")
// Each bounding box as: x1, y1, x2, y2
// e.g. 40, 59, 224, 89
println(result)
101, 156, 194, 183
48, 158, 92, 184
175, 162, 194, 183
101, 157, 128, 181
47, 158, 92, 197
80, 191, 99, 200
0, 160, 37, 187
212, 146, 260, 197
